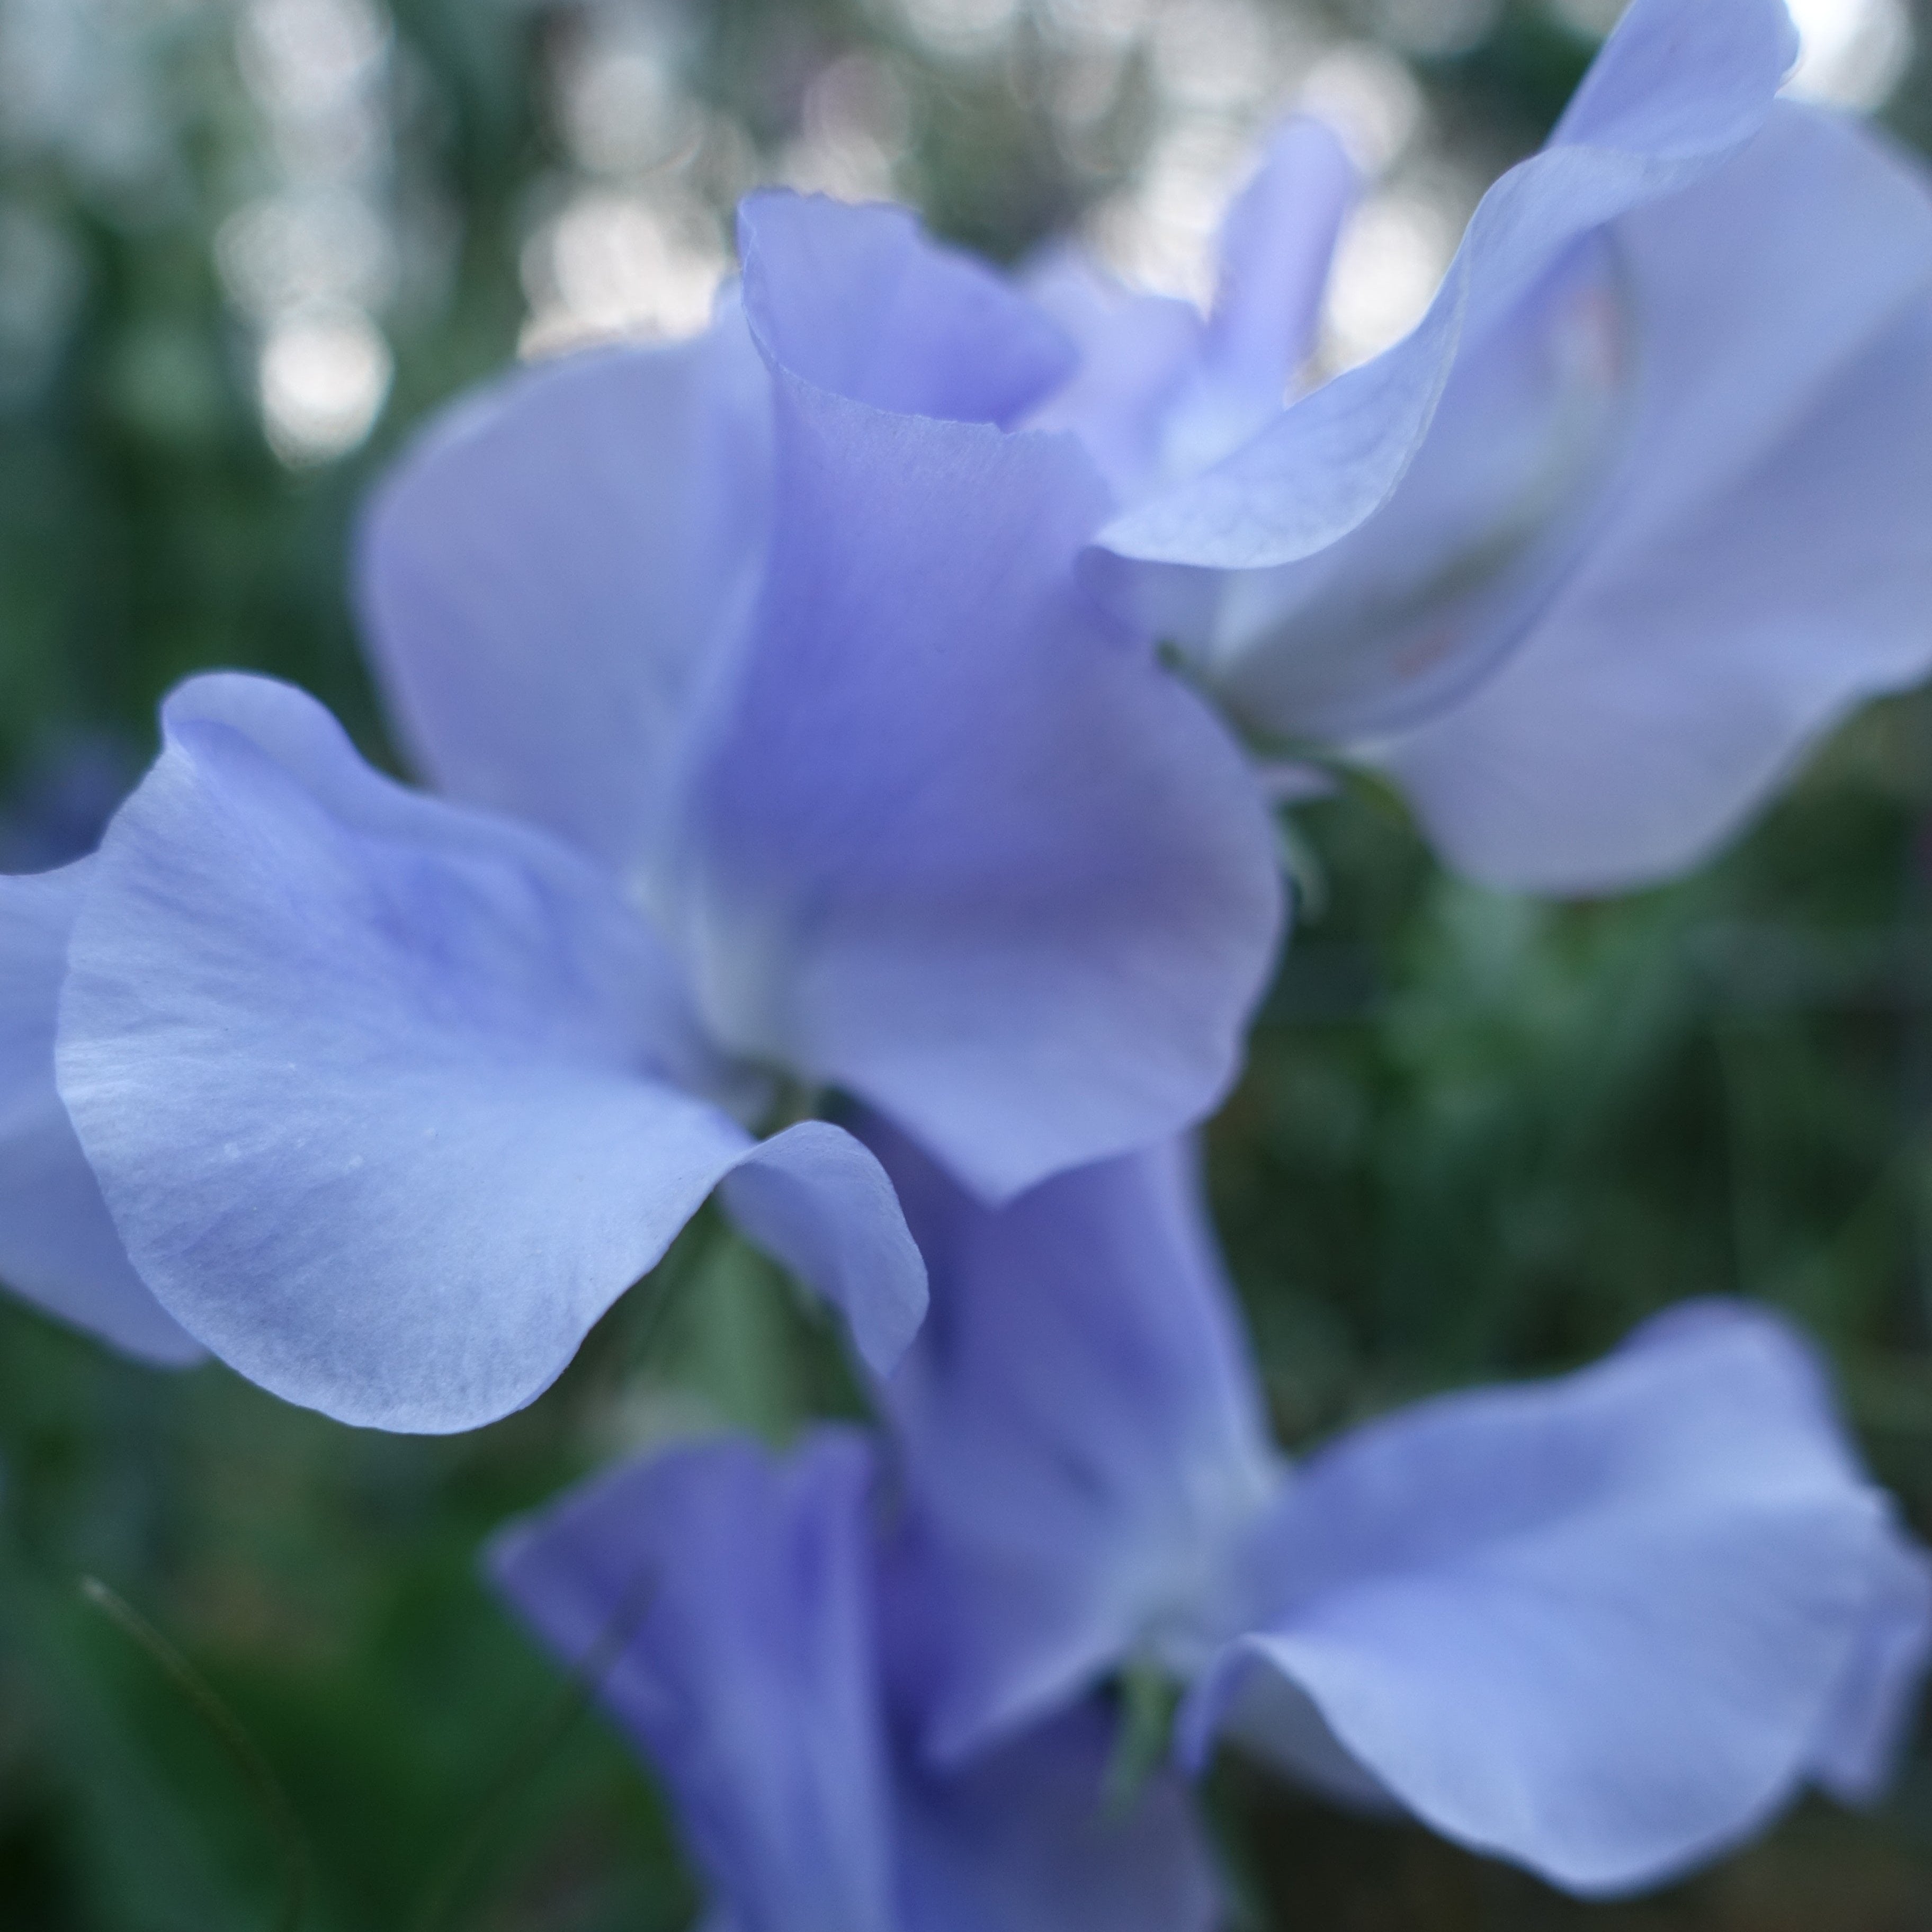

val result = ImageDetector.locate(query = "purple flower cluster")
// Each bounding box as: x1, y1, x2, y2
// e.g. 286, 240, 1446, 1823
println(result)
5, 0, 1932, 1913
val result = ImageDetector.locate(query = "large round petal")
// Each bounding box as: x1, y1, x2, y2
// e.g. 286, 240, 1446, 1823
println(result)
661, 195, 1283, 1202
492, 1430, 900, 1932
1095, 0, 1796, 581
57, 675, 923, 1432
0, 862, 201, 1364
1180, 1302, 1932, 1897
870, 1116, 1277, 1764
354, 305, 773, 873
1375, 111, 1932, 890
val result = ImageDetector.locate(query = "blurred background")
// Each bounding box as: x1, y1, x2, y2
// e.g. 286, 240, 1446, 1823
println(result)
4, 0, 1932, 1925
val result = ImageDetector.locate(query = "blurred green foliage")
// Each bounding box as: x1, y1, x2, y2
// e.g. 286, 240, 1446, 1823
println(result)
5, 1, 1932, 1926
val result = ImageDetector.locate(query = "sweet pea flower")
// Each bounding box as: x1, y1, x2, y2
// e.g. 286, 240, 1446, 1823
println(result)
1062, 0, 1932, 891
0, 185, 1282, 1420
866, 1117, 1932, 1896
489, 1427, 1221, 1932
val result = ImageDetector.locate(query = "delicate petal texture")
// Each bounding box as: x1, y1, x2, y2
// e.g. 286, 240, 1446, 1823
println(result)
1376, 113, 1932, 889
0, 862, 201, 1364
737, 193, 1076, 427
869, 1116, 1276, 1761
1180, 1302, 1929, 1897
1095, 0, 1796, 576
491, 1431, 900, 1932
355, 307, 772, 872
666, 253, 1282, 1200
895, 1703, 1221, 1932
57, 676, 924, 1431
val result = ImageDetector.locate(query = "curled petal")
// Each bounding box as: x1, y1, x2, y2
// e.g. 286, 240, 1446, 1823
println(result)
1806, 1521, 1932, 1806
870, 1116, 1277, 1763
1205, 233, 1632, 739
738, 192, 1076, 427
1094, 0, 1796, 578
1180, 1302, 1931, 1897
355, 307, 772, 872
0, 862, 201, 1365
722, 1120, 928, 1378
1375, 110, 1932, 890
57, 676, 923, 1431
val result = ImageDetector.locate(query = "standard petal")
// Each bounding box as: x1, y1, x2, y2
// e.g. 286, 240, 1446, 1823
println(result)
490, 1430, 899, 1932
57, 676, 923, 1432
869, 1116, 1277, 1763
354, 304, 772, 872
737, 192, 1076, 427
0, 862, 201, 1365
1093, 0, 1795, 578
1375, 111, 1932, 890
895, 1702, 1222, 1932
1179, 1302, 1929, 1897
663, 343, 1281, 1201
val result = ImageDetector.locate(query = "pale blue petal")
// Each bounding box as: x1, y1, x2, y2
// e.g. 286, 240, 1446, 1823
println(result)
490, 1430, 899, 1932
737, 192, 1076, 426
1203, 232, 1630, 739
1375, 110, 1932, 889
1094, 0, 1795, 577
0, 861, 201, 1365
870, 1115, 1276, 1762
1172, 115, 1358, 475
1180, 1302, 1929, 1897
721, 1119, 927, 1379
494, 1428, 1221, 1932
1806, 1526, 1932, 1805
57, 676, 924, 1431
355, 306, 772, 872
896, 1702, 1221, 1932
1023, 117, 1354, 500
1022, 248, 1204, 502
664, 222, 1282, 1200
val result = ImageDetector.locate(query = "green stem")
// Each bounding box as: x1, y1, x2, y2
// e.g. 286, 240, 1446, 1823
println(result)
1102, 1658, 1182, 1819
408, 1568, 657, 1932
80, 1576, 311, 1932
